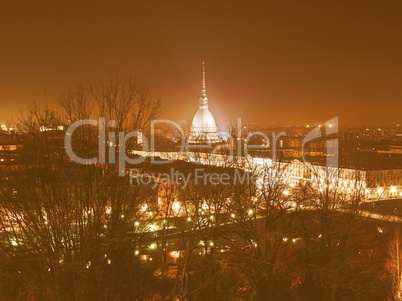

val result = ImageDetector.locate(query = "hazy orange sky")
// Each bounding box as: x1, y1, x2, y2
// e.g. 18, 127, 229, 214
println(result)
0, 0, 401, 126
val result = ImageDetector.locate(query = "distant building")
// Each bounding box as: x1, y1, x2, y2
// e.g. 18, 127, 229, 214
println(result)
390, 145, 402, 154
0, 132, 23, 169
286, 157, 402, 201
189, 62, 220, 144
364, 169, 402, 199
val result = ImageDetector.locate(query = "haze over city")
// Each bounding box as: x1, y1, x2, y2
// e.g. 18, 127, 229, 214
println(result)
1, 0, 401, 126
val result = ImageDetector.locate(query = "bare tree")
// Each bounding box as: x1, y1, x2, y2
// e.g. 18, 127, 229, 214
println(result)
89, 77, 161, 133
386, 230, 402, 299
0, 83, 162, 300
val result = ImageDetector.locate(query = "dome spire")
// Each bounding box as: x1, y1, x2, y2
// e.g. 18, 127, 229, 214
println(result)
190, 61, 220, 144
201, 61, 206, 98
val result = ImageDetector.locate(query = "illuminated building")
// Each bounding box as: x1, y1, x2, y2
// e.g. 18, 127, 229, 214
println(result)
189, 62, 220, 144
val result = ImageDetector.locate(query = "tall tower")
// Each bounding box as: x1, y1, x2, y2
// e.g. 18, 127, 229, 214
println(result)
189, 62, 220, 144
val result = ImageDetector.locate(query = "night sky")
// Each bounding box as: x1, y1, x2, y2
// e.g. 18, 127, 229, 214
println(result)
1, 0, 401, 126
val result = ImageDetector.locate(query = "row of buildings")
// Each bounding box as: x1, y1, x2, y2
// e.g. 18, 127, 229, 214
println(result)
132, 149, 402, 202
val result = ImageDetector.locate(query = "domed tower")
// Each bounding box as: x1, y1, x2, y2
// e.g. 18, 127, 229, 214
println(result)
189, 62, 220, 144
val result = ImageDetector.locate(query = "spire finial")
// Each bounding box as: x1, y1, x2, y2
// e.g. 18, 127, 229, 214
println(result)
201, 61, 206, 98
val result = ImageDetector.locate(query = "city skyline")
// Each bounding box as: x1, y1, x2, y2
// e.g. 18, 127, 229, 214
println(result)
1, 0, 401, 126
1, 2, 402, 299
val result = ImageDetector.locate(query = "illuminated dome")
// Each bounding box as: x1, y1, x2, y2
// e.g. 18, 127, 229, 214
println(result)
189, 62, 220, 144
